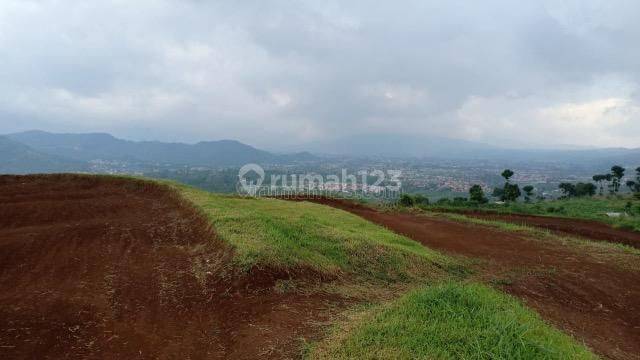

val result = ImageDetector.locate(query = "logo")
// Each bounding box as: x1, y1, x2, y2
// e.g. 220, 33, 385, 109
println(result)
236, 163, 402, 199
238, 163, 265, 196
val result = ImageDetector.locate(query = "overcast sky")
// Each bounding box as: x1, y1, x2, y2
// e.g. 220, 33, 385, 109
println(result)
1, 0, 639, 149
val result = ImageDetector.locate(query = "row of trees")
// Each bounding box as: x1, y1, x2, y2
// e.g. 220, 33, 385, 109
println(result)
487, 169, 532, 202
626, 167, 640, 199
558, 182, 597, 198
472, 165, 640, 204
468, 169, 531, 204
589, 166, 640, 198
592, 165, 627, 195
399, 166, 640, 208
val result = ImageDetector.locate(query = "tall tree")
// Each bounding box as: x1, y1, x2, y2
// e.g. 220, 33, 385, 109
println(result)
469, 184, 488, 204
592, 174, 606, 196
559, 183, 577, 198
522, 185, 534, 203
604, 173, 614, 194
503, 183, 521, 202
611, 165, 625, 193
575, 182, 597, 197
499, 169, 519, 202
501, 169, 514, 183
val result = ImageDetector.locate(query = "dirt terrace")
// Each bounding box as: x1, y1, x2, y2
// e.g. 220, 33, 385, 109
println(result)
0, 175, 341, 360
295, 197, 640, 360
442, 210, 640, 249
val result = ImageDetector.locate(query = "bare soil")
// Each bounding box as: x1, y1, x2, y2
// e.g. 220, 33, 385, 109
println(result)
444, 210, 640, 249
0, 175, 342, 360
296, 197, 640, 360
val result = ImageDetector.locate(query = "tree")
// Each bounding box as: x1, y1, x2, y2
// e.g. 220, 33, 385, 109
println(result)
559, 183, 577, 198
398, 194, 415, 207
503, 183, 521, 202
633, 168, 640, 199
628, 167, 640, 194
492, 187, 504, 199
575, 182, 596, 197
592, 174, 607, 195
499, 169, 519, 202
469, 184, 488, 204
453, 197, 468, 205
611, 165, 625, 193
501, 169, 514, 182
413, 194, 429, 205
522, 185, 535, 203
604, 173, 614, 194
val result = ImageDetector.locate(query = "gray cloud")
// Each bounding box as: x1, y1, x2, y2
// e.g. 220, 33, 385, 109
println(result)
1, 0, 639, 148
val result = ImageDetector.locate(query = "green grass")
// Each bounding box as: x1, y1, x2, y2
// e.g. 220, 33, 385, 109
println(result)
425, 196, 640, 232
309, 282, 594, 360
174, 184, 459, 283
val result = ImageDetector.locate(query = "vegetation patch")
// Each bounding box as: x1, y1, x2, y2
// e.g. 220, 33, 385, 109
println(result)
174, 183, 458, 284
309, 282, 595, 360
432, 212, 640, 272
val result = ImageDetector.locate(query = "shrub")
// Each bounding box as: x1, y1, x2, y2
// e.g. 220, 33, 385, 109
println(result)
398, 194, 415, 207
469, 184, 488, 204
453, 197, 468, 204
413, 194, 429, 205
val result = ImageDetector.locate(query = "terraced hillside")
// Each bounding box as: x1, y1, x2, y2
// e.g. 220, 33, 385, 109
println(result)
0, 175, 597, 359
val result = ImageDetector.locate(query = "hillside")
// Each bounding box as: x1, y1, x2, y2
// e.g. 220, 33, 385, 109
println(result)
0, 136, 86, 174
7, 130, 315, 167
0, 175, 597, 359
282, 133, 640, 166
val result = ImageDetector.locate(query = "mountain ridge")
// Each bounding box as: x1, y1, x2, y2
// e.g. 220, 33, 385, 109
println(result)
7, 130, 315, 167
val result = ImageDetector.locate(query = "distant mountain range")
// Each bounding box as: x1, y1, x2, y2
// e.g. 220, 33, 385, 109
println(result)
281, 133, 640, 167
1, 130, 638, 175
0, 135, 87, 174
3, 130, 315, 173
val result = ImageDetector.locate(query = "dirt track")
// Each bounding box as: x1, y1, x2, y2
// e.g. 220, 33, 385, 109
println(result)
296, 197, 640, 360
439, 210, 640, 249
0, 175, 340, 359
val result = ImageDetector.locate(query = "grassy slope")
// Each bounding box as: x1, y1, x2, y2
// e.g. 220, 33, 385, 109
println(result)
311, 283, 594, 360
170, 182, 594, 359
427, 196, 640, 232
177, 184, 456, 283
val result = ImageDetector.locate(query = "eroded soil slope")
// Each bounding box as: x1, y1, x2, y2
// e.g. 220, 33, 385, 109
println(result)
0, 175, 339, 359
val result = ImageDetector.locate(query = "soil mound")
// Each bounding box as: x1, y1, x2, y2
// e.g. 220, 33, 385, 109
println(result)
0, 175, 338, 359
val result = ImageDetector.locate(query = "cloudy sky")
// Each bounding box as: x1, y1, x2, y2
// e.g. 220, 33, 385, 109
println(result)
1, 0, 639, 149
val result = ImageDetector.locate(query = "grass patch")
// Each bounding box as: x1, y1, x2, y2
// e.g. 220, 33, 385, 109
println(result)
309, 282, 594, 360
174, 183, 459, 283
426, 196, 640, 232
432, 212, 640, 272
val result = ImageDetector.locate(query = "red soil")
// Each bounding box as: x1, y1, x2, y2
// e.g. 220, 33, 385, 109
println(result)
444, 210, 640, 249
295, 197, 640, 360
0, 175, 341, 359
